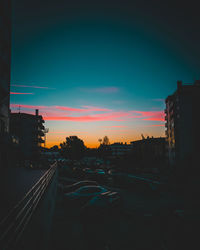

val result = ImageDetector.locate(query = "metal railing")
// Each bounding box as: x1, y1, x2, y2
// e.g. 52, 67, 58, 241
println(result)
0, 162, 57, 250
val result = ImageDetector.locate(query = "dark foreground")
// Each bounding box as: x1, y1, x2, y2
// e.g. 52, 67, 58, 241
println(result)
49, 174, 200, 250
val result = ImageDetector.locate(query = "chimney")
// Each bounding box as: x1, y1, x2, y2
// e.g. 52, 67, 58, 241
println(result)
35, 109, 39, 116
177, 80, 182, 89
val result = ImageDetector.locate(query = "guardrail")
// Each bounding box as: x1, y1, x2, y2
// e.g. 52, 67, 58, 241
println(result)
0, 162, 57, 250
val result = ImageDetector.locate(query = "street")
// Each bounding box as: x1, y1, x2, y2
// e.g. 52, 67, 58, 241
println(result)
49, 173, 186, 250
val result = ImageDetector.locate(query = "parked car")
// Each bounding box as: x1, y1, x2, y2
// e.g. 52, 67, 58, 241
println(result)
62, 180, 98, 193
79, 190, 122, 222
83, 168, 96, 180
63, 185, 108, 208
83, 168, 94, 174
94, 169, 107, 182
95, 169, 106, 174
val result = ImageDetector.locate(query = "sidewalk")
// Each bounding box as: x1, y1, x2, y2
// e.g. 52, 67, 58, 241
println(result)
0, 166, 47, 221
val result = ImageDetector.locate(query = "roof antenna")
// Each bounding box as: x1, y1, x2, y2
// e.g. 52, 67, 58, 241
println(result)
18, 105, 21, 113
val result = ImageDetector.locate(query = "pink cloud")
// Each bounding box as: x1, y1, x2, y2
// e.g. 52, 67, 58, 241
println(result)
10, 103, 164, 122
11, 84, 55, 89
10, 92, 34, 95
44, 111, 141, 122
144, 124, 165, 127
44, 115, 118, 122
133, 111, 165, 122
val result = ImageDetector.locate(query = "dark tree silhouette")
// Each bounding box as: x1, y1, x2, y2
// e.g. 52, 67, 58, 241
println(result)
60, 136, 86, 160
102, 136, 110, 145
98, 136, 111, 160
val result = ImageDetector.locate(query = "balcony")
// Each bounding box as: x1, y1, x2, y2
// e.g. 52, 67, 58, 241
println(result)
38, 118, 45, 125
38, 138, 45, 144
38, 130, 45, 137
38, 125, 45, 130
0, 83, 9, 100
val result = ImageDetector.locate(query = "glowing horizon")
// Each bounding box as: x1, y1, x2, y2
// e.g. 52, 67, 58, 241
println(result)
10, 102, 165, 148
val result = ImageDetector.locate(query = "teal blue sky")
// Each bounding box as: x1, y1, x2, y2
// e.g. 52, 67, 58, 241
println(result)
10, 0, 200, 147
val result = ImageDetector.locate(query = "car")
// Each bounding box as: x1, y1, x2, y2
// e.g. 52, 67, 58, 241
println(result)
83, 168, 94, 173
79, 190, 122, 222
62, 180, 98, 193
95, 169, 106, 174
97, 191, 122, 211
83, 168, 96, 180
63, 185, 108, 208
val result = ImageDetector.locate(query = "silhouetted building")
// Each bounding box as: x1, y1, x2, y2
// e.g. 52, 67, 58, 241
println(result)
165, 80, 200, 165
10, 110, 46, 160
0, 0, 12, 169
130, 137, 166, 170
108, 143, 133, 156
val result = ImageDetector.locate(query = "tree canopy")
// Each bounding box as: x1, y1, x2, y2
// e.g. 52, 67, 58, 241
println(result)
102, 136, 110, 145
60, 136, 86, 160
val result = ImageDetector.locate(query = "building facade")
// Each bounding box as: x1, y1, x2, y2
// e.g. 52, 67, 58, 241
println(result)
130, 137, 166, 171
165, 80, 200, 165
131, 137, 166, 158
108, 143, 133, 156
0, 0, 12, 169
10, 110, 46, 160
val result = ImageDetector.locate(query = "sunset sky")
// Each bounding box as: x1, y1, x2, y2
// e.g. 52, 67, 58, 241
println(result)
10, 0, 200, 148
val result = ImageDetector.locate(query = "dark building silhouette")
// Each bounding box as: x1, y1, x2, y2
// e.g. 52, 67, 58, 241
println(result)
0, 0, 12, 169
165, 80, 200, 166
108, 142, 133, 156
130, 137, 166, 171
10, 110, 46, 160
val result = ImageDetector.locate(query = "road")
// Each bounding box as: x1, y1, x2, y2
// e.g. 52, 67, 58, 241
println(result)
49, 173, 186, 250
0, 166, 46, 221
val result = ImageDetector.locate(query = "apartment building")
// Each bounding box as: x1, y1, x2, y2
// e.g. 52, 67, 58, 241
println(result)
0, 0, 12, 168
165, 80, 200, 165
10, 110, 46, 160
